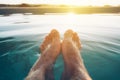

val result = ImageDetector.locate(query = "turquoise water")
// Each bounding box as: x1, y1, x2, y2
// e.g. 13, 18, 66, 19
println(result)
0, 14, 120, 80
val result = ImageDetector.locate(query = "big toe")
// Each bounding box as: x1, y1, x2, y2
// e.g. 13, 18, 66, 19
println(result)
40, 29, 60, 52
64, 29, 74, 39
50, 29, 60, 41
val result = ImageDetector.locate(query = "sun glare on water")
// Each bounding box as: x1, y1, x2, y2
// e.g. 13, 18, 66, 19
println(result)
67, 12, 76, 15
66, 12, 78, 23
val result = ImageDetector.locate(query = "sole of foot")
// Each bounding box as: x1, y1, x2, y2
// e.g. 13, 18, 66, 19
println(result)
61, 29, 92, 80
26, 29, 61, 80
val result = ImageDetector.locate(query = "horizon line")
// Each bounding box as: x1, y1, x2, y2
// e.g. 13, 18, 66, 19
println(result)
0, 3, 120, 7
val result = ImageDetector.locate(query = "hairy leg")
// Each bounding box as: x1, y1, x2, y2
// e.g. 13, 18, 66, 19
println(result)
26, 29, 61, 80
61, 30, 92, 80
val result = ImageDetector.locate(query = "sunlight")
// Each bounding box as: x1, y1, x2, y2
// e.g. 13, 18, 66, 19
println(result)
67, 12, 76, 16
66, 12, 78, 23
1, 14, 118, 37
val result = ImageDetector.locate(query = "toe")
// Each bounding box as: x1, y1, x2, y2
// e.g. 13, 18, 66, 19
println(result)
51, 29, 60, 41
73, 32, 81, 49
64, 29, 74, 39
40, 34, 51, 52
40, 40, 48, 52
40, 29, 60, 52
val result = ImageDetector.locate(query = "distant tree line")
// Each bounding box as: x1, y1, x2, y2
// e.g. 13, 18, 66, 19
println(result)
0, 3, 33, 7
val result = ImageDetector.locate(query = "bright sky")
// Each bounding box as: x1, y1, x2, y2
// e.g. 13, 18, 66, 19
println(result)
0, 0, 120, 6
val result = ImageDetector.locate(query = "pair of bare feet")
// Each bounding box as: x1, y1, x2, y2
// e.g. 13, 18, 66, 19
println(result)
26, 29, 92, 80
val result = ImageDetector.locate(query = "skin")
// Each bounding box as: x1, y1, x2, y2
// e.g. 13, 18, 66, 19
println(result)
25, 29, 60, 80
61, 29, 92, 80
25, 29, 92, 80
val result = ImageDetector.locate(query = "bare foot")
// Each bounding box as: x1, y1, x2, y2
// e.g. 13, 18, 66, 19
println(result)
61, 30, 92, 80
26, 29, 61, 80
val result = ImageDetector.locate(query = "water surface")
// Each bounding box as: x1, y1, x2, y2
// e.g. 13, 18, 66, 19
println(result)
0, 14, 120, 80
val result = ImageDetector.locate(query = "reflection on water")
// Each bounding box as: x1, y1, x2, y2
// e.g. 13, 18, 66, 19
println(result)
0, 14, 120, 80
